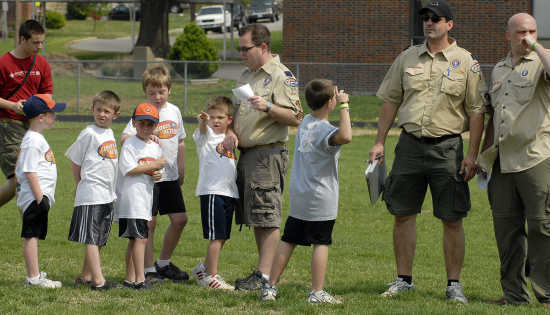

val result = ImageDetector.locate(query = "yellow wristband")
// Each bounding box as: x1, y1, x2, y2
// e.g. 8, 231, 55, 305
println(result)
338, 103, 349, 110
531, 41, 538, 51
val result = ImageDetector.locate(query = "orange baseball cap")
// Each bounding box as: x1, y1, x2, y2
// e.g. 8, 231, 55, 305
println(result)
132, 103, 159, 123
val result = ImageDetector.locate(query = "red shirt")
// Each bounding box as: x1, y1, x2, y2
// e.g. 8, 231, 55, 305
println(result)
0, 52, 53, 120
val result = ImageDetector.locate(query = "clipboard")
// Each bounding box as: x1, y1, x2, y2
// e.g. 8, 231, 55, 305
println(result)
365, 157, 386, 205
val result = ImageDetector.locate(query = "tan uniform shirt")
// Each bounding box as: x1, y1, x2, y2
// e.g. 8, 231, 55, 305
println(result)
486, 50, 550, 173
234, 55, 301, 149
377, 39, 486, 138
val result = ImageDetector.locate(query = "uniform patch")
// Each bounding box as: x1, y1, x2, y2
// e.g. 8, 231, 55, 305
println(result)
521, 70, 529, 76
216, 142, 236, 160
264, 77, 271, 86
284, 77, 298, 87
284, 71, 293, 77
98, 140, 118, 159
138, 157, 156, 175
451, 59, 460, 68
45, 149, 55, 164
156, 120, 178, 139
470, 63, 481, 73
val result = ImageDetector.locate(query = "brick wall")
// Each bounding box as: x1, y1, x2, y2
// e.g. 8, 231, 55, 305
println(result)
282, 0, 530, 94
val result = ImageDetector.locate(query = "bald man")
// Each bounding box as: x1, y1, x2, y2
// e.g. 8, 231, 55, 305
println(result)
480, 13, 550, 309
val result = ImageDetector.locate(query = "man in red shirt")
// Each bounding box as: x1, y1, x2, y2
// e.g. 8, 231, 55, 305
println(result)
0, 20, 52, 207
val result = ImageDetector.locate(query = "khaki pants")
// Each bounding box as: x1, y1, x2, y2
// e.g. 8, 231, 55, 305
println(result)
488, 158, 550, 304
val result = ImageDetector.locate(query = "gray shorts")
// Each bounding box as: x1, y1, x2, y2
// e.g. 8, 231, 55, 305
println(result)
68, 203, 114, 246
236, 144, 288, 228
383, 131, 470, 221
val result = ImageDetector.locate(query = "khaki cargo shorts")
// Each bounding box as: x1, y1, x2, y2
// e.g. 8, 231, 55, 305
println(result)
0, 120, 27, 179
236, 144, 288, 228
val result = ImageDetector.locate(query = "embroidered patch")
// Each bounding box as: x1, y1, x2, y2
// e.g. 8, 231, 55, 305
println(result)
284, 71, 294, 77
471, 63, 481, 73
451, 59, 460, 68
264, 77, 271, 86
521, 70, 529, 76
284, 77, 298, 87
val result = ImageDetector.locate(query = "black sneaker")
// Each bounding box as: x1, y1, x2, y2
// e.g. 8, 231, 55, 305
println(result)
122, 280, 134, 289
74, 277, 92, 288
145, 271, 164, 284
90, 281, 123, 291
235, 270, 265, 291
155, 262, 189, 281
134, 281, 159, 290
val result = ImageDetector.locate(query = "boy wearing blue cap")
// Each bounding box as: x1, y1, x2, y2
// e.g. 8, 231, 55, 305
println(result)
15, 94, 65, 288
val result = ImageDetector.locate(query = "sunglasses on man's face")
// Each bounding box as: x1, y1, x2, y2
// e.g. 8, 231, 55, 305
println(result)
422, 15, 443, 23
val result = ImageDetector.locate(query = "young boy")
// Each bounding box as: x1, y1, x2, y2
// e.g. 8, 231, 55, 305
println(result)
260, 79, 352, 304
116, 103, 165, 290
65, 90, 121, 290
16, 94, 65, 288
120, 65, 188, 282
191, 96, 238, 290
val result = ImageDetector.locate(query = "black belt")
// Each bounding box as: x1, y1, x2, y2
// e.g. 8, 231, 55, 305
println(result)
402, 129, 460, 144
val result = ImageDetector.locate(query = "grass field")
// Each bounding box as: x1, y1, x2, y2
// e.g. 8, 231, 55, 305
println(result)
0, 121, 545, 314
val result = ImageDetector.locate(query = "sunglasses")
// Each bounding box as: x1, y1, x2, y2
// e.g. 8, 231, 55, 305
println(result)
237, 45, 259, 53
422, 15, 443, 23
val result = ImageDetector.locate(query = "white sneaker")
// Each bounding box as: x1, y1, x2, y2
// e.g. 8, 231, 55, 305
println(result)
200, 274, 235, 290
307, 290, 342, 304
260, 283, 277, 301
381, 277, 414, 297
192, 262, 206, 284
446, 282, 468, 304
24, 272, 62, 288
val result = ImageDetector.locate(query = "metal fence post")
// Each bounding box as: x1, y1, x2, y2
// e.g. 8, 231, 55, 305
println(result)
77, 62, 81, 116
184, 62, 188, 114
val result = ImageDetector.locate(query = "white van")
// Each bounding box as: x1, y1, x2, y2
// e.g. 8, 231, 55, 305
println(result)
196, 5, 232, 33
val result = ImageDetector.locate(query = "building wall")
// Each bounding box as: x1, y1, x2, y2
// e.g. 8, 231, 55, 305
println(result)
282, 0, 531, 93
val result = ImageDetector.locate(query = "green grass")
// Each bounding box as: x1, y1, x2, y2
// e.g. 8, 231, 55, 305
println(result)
0, 122, 545, 314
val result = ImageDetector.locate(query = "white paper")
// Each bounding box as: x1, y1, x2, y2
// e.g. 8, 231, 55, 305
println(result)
477, 172, 491, 190
365, 161, 376, 176
232, 84, 254, 103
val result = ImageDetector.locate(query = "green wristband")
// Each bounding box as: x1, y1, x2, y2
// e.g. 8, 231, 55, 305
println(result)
338, 103, 349, 110
531, 41, 538, 51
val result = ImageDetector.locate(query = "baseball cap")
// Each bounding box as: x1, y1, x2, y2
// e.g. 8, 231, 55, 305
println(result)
132, 102, 159, 124
23, 94, 66, 119
419, 0, 453, 20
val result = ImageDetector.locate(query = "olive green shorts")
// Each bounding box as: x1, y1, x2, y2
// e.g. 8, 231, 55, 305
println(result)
383, 131, 470, 221
0, 120, 27, 179
236, 144, 288, 228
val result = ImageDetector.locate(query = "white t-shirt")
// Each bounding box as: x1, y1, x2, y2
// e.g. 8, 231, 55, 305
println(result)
15, 130, 57, 213
115, 136, 162, 221
122, 102, 186, 182
65, 124, 118, 207
192, 127, 238, 198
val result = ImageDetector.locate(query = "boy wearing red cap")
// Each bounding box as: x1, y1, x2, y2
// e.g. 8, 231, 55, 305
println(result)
16, 94, 65, 288
116, 103, 165, 290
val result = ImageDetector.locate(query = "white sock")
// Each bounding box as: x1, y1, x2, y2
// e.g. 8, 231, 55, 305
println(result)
262, 273, 270, 281
27, 275, 40, 282
157, 259, 170, 268
144, 267, 156, 274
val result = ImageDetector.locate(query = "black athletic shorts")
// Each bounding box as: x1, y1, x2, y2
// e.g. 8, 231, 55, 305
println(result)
281, 216, 335, 246
152, 180, 186, 216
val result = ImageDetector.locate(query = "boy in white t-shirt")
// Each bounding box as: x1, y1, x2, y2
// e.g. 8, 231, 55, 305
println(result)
16, 94, 66, 288
260, 79, 352, 304
116, 103, 165, 290
65, 91, 120, 290
120, 65, 188, 282
191, 96, 238, 290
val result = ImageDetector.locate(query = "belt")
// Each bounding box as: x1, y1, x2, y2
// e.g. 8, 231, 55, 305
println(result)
0, 117, 27, 127
240, 141, 285, 153
402, 129, 459, 144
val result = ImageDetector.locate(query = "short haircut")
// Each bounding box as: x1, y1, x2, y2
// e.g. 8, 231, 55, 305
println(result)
305, 79, 335, 111
239, 24, 270, 49
19, 19, 45, 40
142, 64, 171, 91
206, 96, 233, 116
92, 90, 121, 112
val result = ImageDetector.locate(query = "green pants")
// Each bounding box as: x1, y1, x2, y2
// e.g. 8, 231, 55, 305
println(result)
488, 158, 550, 304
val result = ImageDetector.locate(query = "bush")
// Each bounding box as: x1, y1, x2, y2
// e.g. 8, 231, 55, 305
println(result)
66, 3, 90, 20
168, 23, 218, 78
45, 11, 66, 29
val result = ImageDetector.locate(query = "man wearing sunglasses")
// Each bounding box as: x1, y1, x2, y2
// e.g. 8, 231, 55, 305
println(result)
369, 0, 486, 303
222, 24, 302, 291
480, 13, 550, 310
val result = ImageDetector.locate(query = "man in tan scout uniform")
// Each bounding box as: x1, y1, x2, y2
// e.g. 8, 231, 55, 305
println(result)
480, 13, 550, 310
228, 24, 302, 290
369, 0, 485, 303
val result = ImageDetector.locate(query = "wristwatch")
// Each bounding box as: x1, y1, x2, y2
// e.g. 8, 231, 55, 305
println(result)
264, 101, 272, 113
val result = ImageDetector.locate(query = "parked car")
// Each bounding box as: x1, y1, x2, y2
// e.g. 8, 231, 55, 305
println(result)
196, 5, 232, 33
108, 4, 140, 21
248, 0, 279, 23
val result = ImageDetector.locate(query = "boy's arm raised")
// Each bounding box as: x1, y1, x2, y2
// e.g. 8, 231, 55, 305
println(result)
329, 89, 352, 146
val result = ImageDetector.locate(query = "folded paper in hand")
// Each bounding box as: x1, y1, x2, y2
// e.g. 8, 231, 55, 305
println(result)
232, 84, 254, 104
365, 159, 386, 205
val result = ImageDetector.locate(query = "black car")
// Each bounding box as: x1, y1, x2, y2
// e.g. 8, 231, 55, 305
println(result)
248, 0, 279, 23
108, 4, 141, 21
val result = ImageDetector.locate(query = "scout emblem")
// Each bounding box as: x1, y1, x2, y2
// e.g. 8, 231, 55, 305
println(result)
451, 59, 460, 68
264, 77, 271, 86
521, 70, 528, 76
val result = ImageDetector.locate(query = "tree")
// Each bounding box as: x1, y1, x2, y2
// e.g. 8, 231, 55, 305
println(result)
135, 0, 171, 57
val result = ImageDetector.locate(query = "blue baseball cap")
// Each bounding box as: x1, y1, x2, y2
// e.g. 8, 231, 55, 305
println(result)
23, 94, 66, 119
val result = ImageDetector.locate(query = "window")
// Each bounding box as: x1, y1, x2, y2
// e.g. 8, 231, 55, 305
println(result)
533, 0, 550, 39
